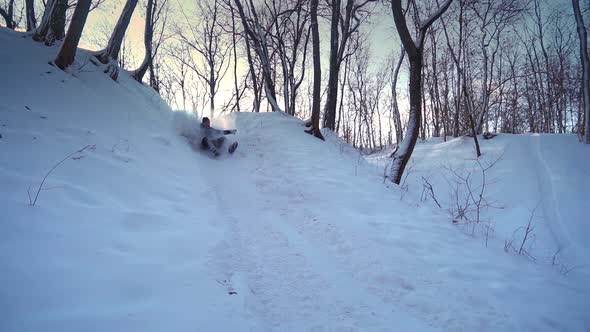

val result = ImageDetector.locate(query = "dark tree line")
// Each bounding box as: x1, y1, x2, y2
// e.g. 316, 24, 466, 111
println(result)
3, 0, 589, 185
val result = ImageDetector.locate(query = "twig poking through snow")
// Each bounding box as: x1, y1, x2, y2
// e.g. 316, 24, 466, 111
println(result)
518, 204, 538, 256
421, 176, 441, 208
443, 153, 503, 236
28, 144, 95, 206
504, 202, 539, 262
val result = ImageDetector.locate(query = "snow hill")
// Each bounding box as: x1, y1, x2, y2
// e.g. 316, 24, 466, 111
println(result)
367, 133, 590, 267
1, 28, 589, 331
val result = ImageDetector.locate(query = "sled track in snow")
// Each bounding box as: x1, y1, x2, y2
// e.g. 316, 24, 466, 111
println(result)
199, 116, 443, 331
201, 132, 365, 330
530, 135, 575, 254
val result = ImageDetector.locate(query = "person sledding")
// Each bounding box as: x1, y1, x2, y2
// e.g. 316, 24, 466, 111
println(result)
199, 117, 238, 157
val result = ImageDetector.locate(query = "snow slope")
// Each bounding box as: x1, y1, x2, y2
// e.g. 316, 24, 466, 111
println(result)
367, 134, 590, 271
1, 28, 589, 331
0, 28, 255, 332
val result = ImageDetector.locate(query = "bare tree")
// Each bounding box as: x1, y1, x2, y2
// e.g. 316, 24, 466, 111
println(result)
233, 0, 281, 112
36, 1, 61, 42
216, 0, 262, 112
133, 0, 169, 87
163, 42, 193, 110
0, 0, 16, 29
25, 0, 36, 31
92, 0, 139, 80
438, 0, 484, 155
369, 58, 389, 149
33, 0, 68, 46
134, 0, 155, 82
33, 0, 56, 39
243, 21, 261, 112
348, 42, 375, 149
223, 0, 245, 112
469, 0, 524, 133
572, 0, 590, 143
335, 49, 351, 134
462, 72, 482, 157
269, 0, 311, 117
54, 0, 92, 70
531, 0, 554, 133
390, 48, 405, 143
177, 0, 230, 118
323, 0, 377, 131
389, 0, 453, 184
306, 0, 324, 139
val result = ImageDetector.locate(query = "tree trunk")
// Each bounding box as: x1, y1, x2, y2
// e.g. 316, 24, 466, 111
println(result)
463, 79, 482, 157
148, 59, 158, 91
306, 0, 324, 140
25, 0, 36, 31
440, 1, 464, 137
391, 48, 405, 143
95, 0, 139, 66
209, 78, 215, 117
535, 0, 555, 133
244, 35, 260, 112
230, 3, 241, 112
391, 56, 423, 183
389, 0, 453, 184
325, 82, 339, 123
0, 0, 16, 29
430, 33, 442, 137
33, 0, 67, 46
33, 0, 56, 41
133, 0, 154, 82
322, 0, 341, 131
54, 0, 92, 70
45, 0, 67, 45
336, 55, 349, 133
572, 0, 590, 143
234, 0, 280, 112
257, 34, 280, 111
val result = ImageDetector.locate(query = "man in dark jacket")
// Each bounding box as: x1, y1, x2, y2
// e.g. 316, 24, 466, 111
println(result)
200, 117, 238, 157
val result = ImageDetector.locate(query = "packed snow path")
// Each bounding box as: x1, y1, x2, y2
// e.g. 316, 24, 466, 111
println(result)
530, 134, 590, 265
202, 114, 436, 331
500, 134, 589, 265
194, 113, 589, 331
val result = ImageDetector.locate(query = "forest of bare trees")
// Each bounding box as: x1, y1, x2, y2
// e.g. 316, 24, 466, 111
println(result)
1, 0, 589, 183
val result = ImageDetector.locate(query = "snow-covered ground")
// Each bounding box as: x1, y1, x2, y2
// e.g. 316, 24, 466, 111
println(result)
366, 133, 590, 271
1, 28, 589, 332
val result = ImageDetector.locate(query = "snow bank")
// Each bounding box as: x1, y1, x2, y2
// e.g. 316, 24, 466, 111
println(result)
368, 134, 590, 272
